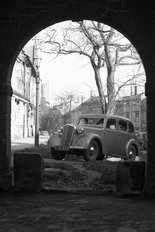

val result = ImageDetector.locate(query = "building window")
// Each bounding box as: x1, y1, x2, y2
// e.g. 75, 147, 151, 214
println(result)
125, 102, 130, 108
135, 112, 139, 122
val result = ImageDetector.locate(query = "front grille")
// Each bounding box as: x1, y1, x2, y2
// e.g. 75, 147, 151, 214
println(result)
60, 125, 75, 147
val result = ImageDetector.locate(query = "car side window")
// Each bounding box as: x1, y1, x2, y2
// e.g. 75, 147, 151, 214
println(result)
96, 118, 104, 126
119, 120, 127, 131
79, 118, 87, 125
106, 119, 116, 130
128, 122, 134, 133
78, 118, 104, 126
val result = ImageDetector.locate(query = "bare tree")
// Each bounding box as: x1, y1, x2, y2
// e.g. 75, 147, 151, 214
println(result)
54, 90, 77, 113
35, 20, 144, 114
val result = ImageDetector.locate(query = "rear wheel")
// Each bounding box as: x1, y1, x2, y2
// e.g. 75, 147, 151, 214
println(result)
84, 140, 100, 161
51, 149, 66, 160
126, 145, 136, 161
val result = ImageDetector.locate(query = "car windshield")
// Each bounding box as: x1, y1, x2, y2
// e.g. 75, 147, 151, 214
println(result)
78, 117, 104, 126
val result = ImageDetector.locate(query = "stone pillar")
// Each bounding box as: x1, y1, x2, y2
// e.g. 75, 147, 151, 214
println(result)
0, 83, 12, 190
144, 69, 155, 194
141, 31, 155, 194
14, 152, 44, 192
115, 161, 145, 196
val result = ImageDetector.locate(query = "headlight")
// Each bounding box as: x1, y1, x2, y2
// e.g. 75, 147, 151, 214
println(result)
76, 126, 84, 134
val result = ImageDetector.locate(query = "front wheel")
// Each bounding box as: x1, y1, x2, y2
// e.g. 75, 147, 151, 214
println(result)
84, 140, 100, 161
126, 145, 136, 161
51, 149, 66, 160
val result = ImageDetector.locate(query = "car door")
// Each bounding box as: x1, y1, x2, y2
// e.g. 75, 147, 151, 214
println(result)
116, 119, 129, 156
102, 118, 118, 156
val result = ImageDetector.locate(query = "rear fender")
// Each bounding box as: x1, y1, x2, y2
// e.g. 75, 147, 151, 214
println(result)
126, 139, 140, 156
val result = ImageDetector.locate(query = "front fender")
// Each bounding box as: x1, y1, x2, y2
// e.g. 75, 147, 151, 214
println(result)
126, 139, 140, 156
74, 133, 108, 156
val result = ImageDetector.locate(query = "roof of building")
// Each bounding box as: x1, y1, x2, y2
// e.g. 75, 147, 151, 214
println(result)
79, 113, 132, 122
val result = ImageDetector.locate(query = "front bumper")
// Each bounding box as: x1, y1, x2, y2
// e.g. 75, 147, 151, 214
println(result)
51, 146, 86, 155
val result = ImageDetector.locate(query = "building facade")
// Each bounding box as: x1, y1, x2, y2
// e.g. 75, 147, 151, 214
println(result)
11, 44, 40, 140
115, 94, 147, 132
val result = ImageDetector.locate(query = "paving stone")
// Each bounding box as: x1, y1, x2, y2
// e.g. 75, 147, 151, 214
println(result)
0, 192, 155, 231
117, 227, 138, 232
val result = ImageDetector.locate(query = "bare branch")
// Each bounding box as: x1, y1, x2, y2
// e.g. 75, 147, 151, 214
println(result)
34, 20, 145, 114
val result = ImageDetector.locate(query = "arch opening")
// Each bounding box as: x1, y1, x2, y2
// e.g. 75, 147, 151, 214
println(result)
10, 18, 147, 191
11, 19, 146, 139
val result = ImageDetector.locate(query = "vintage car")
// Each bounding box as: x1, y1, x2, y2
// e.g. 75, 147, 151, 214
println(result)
47, 114, 140, 161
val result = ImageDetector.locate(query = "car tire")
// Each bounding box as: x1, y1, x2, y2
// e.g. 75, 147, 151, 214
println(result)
126, 145, 136, 161
51, 149, 66, 160
84, 140, 100, 161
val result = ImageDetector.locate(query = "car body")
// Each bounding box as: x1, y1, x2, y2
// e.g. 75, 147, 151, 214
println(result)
48, 114, 140, 161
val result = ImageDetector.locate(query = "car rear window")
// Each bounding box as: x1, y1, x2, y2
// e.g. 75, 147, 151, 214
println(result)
128, 122, 134, 133
119, 120, 127, 131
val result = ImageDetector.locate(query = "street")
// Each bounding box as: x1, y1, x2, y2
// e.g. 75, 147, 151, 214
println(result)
11, 135, 49, 152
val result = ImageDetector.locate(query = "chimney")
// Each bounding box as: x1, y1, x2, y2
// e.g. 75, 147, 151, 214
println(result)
90, 90, 93, 98
134, 86, 137, 95
81, 96, 84, 103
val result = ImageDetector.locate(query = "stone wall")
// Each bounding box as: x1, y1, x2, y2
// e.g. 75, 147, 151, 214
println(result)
0, 0, 155, 193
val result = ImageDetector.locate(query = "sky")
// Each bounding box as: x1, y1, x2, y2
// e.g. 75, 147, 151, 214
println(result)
39, 52, 99, 105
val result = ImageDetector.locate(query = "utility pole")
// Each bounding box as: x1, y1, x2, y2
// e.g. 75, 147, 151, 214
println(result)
35, 66, 40, 147
130, 85, 133, 122
22, 49, 41, 147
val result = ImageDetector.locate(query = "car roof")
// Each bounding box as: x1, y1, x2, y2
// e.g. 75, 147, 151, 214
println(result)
79, 114, 132, 122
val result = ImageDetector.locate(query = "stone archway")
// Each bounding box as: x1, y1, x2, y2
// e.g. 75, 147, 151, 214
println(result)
0, 1, 154, 193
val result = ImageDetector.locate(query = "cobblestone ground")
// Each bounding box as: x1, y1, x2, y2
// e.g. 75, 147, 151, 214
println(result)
0, 191, 155, 232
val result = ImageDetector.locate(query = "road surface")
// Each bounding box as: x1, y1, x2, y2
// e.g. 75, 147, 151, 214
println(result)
11, 135, 49, 152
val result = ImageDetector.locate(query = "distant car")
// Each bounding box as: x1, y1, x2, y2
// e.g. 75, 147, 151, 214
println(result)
136, 132, 147, 150
40, 131, 49, 136
47, 114, 140, 161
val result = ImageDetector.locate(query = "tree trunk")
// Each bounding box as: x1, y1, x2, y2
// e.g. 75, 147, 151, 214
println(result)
104, 31, 116, 115
94, 68, 107, 113
107, 68, 115, 115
